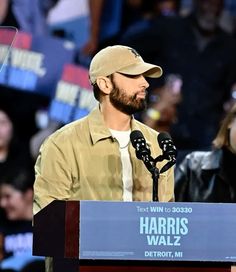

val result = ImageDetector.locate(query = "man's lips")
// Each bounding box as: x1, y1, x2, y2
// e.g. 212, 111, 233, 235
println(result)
136, 92, 146, 99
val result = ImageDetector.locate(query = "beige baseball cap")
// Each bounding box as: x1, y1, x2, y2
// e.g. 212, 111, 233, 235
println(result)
89, 45, 163, 84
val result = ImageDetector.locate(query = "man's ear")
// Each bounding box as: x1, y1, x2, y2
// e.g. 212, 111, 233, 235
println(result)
96, 76, 113, 95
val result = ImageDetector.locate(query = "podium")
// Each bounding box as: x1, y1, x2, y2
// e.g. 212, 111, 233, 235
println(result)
33, 200, 236, 272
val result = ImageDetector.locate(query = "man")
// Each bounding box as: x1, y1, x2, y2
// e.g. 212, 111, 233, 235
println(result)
33, 45, 175, 270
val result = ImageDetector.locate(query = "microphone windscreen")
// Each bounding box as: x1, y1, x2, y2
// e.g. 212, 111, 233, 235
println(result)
130, 130, 145, 147
157, 132, 172, 148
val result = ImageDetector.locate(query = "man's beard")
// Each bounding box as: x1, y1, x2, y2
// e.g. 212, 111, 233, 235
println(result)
109, 83, 147, 115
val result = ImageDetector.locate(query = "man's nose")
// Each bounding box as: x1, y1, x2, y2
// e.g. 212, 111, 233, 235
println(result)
140, 75, 149, 89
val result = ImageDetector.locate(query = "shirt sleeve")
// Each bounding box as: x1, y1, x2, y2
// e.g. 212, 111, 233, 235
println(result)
33, 137, 73, 214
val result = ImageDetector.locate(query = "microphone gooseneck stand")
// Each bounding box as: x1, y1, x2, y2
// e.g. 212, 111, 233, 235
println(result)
151, 165, 160, 202
144, 154, 176, 202
142, 155, 160, 202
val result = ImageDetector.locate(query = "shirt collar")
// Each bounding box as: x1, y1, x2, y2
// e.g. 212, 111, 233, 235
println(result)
88, 106, 141, 145
88, 107, 111, 145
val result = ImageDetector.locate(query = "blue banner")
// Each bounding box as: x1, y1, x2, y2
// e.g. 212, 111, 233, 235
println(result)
0, 30, 76, 97
0, 27, 18, 71
49, 64, 97, 124
79, 201, 236, 262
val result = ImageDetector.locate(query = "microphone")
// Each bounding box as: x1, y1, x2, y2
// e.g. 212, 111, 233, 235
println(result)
130, 130, 165, 202
156, 132, 177, 173
130, 130, 154, 172
157, 132, 177, 160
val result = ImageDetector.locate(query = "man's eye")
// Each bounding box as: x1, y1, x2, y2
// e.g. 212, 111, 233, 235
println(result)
119, 73, 140, 79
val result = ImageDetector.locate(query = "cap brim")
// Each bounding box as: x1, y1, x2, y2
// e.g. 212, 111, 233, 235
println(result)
118, 62, 162, 78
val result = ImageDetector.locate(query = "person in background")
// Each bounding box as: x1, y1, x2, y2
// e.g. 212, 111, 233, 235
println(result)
122, 0, 236, 157
46, 0, 124, 67
0, 0, 48, 35
0, 0, 18, 28
223, 82, 236, 113
46, 0, 97, 65
0, 106, 34, 183
0, 167, 44, 271
122, 0, 180, 40
143, 73, 182, 133
180, 0, 236, 34
175, 103, 236, 202
0, 105, 34, 228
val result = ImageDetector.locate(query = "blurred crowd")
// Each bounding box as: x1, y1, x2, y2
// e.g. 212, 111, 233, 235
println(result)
0, 0, 236, 271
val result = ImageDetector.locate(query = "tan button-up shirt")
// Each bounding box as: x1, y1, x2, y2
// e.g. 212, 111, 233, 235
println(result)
33, 107, 174, 214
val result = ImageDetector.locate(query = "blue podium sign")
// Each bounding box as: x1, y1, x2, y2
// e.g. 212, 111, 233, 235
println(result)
79, 201, 236, 262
